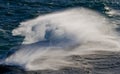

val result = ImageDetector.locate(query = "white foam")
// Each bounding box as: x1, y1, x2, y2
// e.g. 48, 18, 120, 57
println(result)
105, 6, 120, 16
4, 7, 120, 70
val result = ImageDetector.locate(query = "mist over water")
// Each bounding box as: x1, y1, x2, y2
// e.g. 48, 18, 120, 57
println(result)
3, 7, 120, 70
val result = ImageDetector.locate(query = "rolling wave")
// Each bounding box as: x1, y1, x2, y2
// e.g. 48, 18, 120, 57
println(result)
2, 7, 120, 71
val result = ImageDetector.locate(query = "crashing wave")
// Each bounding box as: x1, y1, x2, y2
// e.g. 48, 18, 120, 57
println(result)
3, 7, 120, 70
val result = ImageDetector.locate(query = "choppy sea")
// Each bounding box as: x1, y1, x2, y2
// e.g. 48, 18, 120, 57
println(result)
0, 0, 120, 74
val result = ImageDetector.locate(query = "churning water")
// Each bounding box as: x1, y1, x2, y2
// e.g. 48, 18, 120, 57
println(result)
0, 0, 120, 74
1, 7, 120, 71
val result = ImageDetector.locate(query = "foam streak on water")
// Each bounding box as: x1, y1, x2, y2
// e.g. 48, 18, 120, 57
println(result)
3, 8, 120, 70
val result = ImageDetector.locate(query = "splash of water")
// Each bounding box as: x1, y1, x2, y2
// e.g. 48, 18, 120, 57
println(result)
105, 6, 120, 16
3, 8, 120, 70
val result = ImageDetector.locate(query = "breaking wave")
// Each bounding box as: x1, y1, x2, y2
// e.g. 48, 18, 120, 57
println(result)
3, 7, 120, 70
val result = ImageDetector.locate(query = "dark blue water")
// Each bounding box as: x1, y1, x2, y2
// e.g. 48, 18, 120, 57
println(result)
0, 0, 120, 74
0, 0, 119, 54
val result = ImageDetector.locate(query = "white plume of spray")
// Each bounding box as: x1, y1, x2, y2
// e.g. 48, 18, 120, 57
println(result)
4, 7, 120, 70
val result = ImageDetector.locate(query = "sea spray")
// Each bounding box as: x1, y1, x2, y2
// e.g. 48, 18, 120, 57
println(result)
3, 7, 120, 70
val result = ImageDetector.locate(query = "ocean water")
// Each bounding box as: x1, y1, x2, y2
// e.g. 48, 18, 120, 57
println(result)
0, 0, 120, 74
0, 0, 120, 53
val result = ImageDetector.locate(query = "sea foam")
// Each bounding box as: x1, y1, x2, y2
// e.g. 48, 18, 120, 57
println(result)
4, 8, 120, 70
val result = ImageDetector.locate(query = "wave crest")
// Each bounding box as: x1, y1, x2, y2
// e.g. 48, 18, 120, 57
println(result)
4, 8, 120, 70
